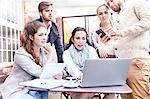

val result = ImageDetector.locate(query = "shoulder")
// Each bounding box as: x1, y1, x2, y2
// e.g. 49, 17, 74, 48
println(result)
63, 50, 71, 60
34, 18, 43, 22
14, 47, 33, 61
51, 22, 59, 34
131, 0, 150, 17
63, 49, 70, 55
52, 21, 58, 27
88, 45, 96, 51
15, 47, 30, 56
129, 0, 147, 7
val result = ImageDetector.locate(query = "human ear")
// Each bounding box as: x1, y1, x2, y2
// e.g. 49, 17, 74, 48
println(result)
71, 37, 74, 43
29, 35, 33, 41
39, 12, 43, 17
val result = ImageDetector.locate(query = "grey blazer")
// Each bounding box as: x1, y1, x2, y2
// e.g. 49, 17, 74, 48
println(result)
0, 47, 57, 99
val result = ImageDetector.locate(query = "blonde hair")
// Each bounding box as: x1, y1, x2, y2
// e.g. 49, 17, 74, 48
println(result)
96, 4, 109, 14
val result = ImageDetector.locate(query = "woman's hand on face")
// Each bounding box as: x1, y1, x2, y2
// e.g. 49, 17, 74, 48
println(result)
43, 43, 53, 54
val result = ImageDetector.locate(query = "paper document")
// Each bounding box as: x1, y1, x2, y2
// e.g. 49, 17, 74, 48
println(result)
19, 79, 66, 89
40, 63, 66, 79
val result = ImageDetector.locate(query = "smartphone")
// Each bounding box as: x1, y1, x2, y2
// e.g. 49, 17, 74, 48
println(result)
96, 29, 111, 40
96, 29, 106, 38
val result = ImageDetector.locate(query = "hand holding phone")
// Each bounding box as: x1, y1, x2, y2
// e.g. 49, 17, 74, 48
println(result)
96, 29, 106, 38
96, 29, 111, 42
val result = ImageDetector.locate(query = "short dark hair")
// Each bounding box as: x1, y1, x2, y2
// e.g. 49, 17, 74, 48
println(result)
38, 1, 53, 12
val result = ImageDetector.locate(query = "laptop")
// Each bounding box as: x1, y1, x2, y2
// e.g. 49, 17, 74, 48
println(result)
80, 58, 131, 87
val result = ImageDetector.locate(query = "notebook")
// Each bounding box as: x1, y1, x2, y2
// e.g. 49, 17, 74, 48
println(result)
80, 58, 131, 87
40, 63, 66, 79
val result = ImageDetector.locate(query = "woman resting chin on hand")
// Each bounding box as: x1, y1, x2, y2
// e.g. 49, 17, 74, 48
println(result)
0, 21, 58, 99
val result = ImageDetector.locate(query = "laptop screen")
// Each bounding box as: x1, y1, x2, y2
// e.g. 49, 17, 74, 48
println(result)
80, 58, 131, 87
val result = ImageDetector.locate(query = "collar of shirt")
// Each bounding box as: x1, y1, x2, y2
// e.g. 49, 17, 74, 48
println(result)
46, 22, 52, 41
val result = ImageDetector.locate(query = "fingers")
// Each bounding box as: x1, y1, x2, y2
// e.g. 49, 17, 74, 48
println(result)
43, 43, 53, 54
53, 70, 67, 80
100, 51, 108, 58
100, 35, 111, 44
106, 28, 121, 37
62, 70, 68, 78
98, 48, 108, 58
44, 43, 52, 49
53, 72, 63, 80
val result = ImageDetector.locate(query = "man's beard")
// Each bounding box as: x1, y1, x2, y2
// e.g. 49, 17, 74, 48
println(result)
42, 16, 51, 21
113, 7, 121, 12
43, 18, 51, 21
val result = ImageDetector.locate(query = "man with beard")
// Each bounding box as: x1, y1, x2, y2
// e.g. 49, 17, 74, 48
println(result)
36, 1, 64, 63
104, 0, 150, 98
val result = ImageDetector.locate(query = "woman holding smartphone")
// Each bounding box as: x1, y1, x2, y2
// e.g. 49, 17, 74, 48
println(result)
91, 4, 117, 99
92, 4, 117, 58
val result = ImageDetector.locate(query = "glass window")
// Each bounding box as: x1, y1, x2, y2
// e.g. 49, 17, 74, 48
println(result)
3, 51, 7, 62
88, 16, 99, 44
0, 25, 1, 36
12, 40, 16, 50
8, 39, 11, 50
0, 37, 1, 49
7, 27, 11, 38
16, 41, 20, 49
3, 38, 6, 49
16, 30, 19, 39
2, 26, 6, 37
12, 29, 14, 39
0, 0, 23, 63
8, 51, 11, 61
13, 51, 15, 61
63, 17, 85, 45
0, 51, 2, 63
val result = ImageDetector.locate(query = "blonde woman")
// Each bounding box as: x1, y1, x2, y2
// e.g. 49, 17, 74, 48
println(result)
92, 4, 116, 58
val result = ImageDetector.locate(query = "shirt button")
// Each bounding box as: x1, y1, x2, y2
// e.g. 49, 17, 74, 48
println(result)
115, 48, 117, 50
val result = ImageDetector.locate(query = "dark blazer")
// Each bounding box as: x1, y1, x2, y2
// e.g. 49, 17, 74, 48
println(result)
36, 18, 64, 63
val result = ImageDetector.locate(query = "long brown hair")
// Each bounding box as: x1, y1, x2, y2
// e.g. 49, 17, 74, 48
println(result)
20, 21, 45, 65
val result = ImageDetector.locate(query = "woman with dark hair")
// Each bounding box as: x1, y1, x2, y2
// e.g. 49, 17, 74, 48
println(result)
66, 27, 92, 50
0, 21, 63, 99
63, 27, 99, 99
63, 27, 99, 79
